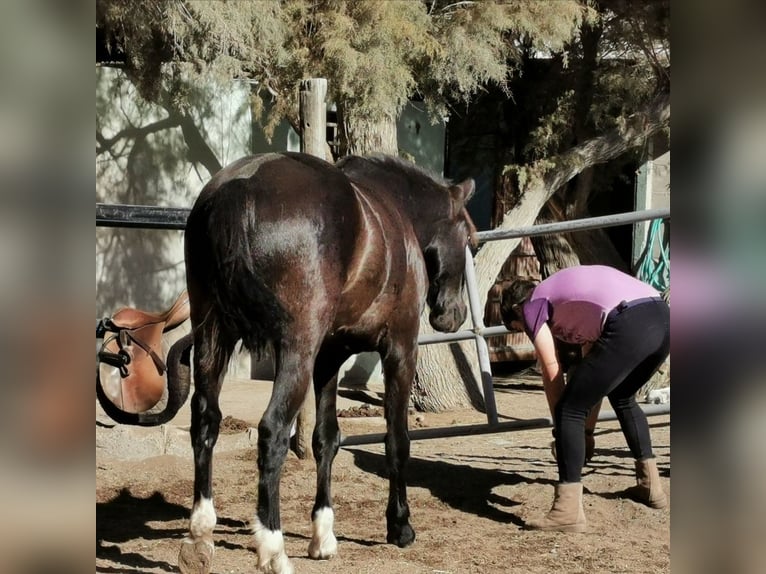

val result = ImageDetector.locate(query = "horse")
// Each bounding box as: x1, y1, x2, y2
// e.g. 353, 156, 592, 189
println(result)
177, 151, 477, 574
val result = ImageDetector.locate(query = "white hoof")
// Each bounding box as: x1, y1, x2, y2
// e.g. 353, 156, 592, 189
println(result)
252, 517, 294, 574
308, 507, 338, 560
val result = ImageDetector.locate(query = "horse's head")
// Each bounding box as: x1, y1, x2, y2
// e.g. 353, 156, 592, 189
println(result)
424, 178, 477, 333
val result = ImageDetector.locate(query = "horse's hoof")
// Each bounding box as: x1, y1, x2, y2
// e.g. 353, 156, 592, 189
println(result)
308, 507, 337, 560
308, 532, 338, 560
255, 553, 295, 574
387, 524, 416, 548
251, 519, 294, 574
178, 536, 215, 574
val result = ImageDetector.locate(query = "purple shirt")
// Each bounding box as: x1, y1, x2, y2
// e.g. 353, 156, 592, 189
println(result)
522, 265, 660, 345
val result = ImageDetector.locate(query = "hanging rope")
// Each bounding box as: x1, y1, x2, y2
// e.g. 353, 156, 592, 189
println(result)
636, 218, 670, 294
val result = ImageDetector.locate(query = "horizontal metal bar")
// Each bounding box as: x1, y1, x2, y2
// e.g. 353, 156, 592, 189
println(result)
96, 203, 189, 229
417, 325, 515, 345
481, 325, 512, 337
339, 403, 670, 447
97, 203, 669, 238
418, 330, 478, 345
476, 207, 670, 243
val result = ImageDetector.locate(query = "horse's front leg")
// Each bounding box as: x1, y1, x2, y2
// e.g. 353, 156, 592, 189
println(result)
178, 333, 226, 574
308, 352, 348, 560
381, 341, 417, 547
252, 346, 312, 574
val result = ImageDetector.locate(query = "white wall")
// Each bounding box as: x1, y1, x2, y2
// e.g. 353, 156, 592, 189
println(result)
97, 67, 254, 313
96, 68, 254, 376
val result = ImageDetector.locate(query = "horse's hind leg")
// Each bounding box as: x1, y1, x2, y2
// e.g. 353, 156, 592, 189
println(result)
178, 319, 231, 574
308, 351, 349, 560
381, 341, 417, 547
252, 339, 314, 574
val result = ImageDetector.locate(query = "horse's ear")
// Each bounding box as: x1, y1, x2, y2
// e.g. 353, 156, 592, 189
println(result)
449, 179, 475, 216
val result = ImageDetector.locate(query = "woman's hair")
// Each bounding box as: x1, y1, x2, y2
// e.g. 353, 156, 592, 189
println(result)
500, 278, 538, 324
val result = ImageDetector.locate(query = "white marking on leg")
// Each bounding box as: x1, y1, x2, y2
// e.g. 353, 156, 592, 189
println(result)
308, 507, 338, 560
252, 516, 294, 574
190, 497, 217, 539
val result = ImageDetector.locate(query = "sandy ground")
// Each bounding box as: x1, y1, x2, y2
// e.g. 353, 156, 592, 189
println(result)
96, 367, 670, 574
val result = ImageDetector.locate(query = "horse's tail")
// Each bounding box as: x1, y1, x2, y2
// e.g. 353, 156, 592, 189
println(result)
186, 180, 289, 372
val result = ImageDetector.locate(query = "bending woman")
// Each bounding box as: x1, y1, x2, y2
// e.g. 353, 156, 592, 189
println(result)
501, 265, 669, 532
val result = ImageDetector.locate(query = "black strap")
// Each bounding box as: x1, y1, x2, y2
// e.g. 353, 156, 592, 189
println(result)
97, 348, 131, 377
98, 330, 167, 377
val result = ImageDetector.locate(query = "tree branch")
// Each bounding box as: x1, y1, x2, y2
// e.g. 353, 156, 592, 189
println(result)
542, 89, 669, 195
171, 110, 223, 176
440, 1, 477, 12
96, 116, 181, 156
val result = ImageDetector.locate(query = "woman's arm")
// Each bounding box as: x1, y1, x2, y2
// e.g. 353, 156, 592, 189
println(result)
532, 323, 565, 417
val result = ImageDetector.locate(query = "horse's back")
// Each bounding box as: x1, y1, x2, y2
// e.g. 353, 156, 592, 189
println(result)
194, 152, 354, 221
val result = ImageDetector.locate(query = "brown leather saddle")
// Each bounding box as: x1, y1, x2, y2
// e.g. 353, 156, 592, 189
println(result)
97, 291, 190, 414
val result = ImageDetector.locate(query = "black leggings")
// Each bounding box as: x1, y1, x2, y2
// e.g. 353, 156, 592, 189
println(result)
554, 299, 670, 483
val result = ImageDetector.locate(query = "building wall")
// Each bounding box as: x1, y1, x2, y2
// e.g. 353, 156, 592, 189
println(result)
652, 151, 671, 209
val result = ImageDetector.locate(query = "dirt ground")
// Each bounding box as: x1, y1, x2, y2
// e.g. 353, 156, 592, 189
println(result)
96, 366, 670, 574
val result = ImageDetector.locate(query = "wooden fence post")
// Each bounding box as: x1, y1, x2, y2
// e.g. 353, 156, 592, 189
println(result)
300, 78, 328, 159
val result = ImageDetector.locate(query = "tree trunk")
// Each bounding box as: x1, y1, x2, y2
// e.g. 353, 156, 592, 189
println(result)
412, 329, 486, 412
531, 190, 627, 277
337, 106, 398, 156
531, 203, 583, 277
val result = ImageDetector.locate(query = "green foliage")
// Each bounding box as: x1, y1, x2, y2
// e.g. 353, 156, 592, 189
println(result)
524, 89, 577, 158
97, 0, 595, 139
317, 1, 431, 121
504, 159, 555, 195
97, 0, 668, 164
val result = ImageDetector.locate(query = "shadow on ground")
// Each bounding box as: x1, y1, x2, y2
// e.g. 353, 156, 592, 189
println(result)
346, 447, 560, 528
97, 489, 249, 572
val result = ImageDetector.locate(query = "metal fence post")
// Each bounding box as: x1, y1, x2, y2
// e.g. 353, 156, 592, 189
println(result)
463, 246, 499, 425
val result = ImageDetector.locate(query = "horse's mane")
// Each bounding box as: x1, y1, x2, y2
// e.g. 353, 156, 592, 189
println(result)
361, 154, 452, 188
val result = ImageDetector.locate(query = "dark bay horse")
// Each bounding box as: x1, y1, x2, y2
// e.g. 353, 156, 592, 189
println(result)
178, 152, 476, 574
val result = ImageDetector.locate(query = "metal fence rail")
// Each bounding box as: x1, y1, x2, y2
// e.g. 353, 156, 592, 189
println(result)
97, 203, 671, 442
475, 208, 670, 243
96, 203, 189, 229
96, 203, 669, 240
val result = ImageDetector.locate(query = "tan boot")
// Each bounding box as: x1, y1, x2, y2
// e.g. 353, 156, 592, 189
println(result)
526, 482, 586, 532
622, 458, 668, 509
